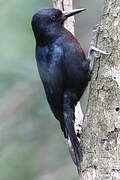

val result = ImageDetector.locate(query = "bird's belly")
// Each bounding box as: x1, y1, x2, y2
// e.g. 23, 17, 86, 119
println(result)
43, 79, 64, 120
37, 61, 64, 100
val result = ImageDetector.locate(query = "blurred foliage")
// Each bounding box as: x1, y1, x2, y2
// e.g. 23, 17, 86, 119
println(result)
0, 0, 104, 179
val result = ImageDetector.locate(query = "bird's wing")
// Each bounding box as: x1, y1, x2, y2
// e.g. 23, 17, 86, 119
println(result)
63, 42, 90, 92
36, 44, 66, 135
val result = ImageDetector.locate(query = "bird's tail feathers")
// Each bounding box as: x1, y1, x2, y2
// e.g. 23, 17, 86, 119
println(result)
65, 120, 82, 174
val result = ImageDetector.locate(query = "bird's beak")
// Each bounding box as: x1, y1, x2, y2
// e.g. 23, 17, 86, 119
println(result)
63, 8, 86, 19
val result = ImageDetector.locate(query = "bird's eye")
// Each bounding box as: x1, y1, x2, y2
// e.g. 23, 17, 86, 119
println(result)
51, 13, 61, 21
51, 15, 56, 21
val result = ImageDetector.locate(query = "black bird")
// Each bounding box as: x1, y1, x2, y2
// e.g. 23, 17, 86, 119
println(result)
32, 8, 91, 173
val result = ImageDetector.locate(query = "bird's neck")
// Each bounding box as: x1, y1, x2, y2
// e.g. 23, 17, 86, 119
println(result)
36, 34, 57, 46
35, 26, 63, 46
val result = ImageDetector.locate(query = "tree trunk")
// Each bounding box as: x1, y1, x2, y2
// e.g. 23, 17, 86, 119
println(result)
81, 0, 120, 179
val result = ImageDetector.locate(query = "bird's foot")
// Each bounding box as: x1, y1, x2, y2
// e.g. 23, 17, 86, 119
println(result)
88, 24, 111, 70
89, 46, 111, 59
88, 24, 111, 58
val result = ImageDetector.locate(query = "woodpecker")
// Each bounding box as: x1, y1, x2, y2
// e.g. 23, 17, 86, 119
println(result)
32, 8, 91, 173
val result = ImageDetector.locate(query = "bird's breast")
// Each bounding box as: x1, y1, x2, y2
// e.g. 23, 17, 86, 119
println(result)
36, 44, 64, 88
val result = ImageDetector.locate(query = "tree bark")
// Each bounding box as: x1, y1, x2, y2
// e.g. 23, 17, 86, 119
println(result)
81, 0, 120, 179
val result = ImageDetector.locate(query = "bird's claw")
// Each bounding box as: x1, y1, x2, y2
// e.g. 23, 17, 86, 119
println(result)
88, 24, 111, 71
91, 46, 111, 61
88, 46, 111, 59
92, 46, 111, 55
91, 46, 111, 58
94, 53, 100, 59
88, 24, 111, 60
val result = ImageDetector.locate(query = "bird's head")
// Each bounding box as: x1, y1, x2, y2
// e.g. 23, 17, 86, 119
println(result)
32, 8, 86, 45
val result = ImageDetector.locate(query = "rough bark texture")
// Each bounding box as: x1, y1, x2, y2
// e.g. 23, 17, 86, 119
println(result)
81, 0, 120, 179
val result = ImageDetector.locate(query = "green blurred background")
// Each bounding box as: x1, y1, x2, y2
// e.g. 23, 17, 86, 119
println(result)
0, 0, 104, 179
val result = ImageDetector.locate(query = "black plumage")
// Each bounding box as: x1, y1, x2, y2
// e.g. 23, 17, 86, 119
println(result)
32, 8, 91, 173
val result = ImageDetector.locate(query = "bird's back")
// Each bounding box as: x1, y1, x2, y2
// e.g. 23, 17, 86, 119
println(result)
56, 28, 90, 95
